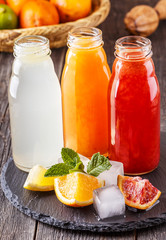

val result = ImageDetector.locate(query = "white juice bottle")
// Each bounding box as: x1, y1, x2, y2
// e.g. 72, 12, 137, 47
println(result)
8, 35, 64, 172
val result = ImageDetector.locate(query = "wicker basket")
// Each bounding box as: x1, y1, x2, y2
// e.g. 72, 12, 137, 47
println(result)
0, 0, 110, 52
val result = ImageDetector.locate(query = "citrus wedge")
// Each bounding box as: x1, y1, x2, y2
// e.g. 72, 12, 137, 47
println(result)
118, 175, 161, 210
54, 172, 105, 207
23, 165, 55, 191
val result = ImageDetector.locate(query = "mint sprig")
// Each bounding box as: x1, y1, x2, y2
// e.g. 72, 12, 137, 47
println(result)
44, 148, 85, 177
44, 148, 111, 178
87, 152, 111, 177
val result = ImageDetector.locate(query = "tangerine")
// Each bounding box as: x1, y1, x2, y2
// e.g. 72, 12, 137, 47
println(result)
51, 0, 91, 23
6, 0, 26, 15
20, 0, 59, 28
118, 175, 161, 210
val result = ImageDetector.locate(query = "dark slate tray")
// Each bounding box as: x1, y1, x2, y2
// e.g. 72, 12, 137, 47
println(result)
1, 132, 166, 232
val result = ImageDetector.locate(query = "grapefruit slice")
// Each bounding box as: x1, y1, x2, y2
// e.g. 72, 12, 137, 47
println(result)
118, 175, 161, 210
54, 172, 105, 207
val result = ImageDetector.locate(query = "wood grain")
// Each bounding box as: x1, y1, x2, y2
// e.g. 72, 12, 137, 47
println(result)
0, 53, 36, 240
35, 224, 135, 240
51, 47, 67, 80
137, 223, 166, 240
0, 48, 66, 240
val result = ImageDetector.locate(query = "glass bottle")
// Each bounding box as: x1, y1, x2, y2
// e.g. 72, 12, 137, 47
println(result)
8, 35, 64, 172
61, 27, 111, 158
108, 36, 160, 175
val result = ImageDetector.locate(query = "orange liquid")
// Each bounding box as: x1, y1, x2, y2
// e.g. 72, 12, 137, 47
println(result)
61, 46, 111, 157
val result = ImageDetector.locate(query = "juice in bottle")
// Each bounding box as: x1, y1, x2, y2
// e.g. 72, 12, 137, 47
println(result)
61, 27, 111, 157
108, 36, 160, 174
8, 36, 64, 172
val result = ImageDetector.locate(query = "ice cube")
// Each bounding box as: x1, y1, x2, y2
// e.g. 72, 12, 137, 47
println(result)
58, 154, 124, 186
93, 185, 125, 219
100, 160, 124, 186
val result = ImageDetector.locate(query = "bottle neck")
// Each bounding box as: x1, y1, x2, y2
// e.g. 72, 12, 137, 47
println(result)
115, 36, 152, 61
14, 35, 51, 58
67, 27, 103, 50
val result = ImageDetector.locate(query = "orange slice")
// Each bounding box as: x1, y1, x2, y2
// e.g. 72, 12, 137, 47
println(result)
23, 165, 55, 191
118, 175, 161, 210
54, 172, 105, 207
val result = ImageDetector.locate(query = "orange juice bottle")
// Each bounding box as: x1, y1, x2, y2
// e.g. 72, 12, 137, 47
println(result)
61, 27, 111, 158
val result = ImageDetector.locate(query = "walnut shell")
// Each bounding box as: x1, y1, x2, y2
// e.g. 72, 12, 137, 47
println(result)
124, 5, 159, 37
155, 0, 166, 20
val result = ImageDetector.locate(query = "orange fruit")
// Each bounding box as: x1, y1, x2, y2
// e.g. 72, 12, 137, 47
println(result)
118, 175, 161, 210
0, 4, 18, 29
20, 0, 59, 28
6, 0, 26, 15
0, 0, 5, 4
51, 0, 91, 23
54, 172, 105, 207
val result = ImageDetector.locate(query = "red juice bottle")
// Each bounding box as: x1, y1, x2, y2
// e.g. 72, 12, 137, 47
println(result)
108, 36, 160, 175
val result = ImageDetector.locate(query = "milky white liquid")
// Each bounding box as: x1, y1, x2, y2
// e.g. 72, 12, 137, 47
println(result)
8, 54, 64, 172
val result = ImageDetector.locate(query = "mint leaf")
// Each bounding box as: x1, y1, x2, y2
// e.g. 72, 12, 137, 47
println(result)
44, 163, 72, 177
69, 162, 85, 174
61, 148, 81, 168
45, 148, 85, 177
87, 153, 111, 177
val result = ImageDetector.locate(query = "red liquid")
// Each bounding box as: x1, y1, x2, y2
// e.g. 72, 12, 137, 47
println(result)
108, 57, 160, 174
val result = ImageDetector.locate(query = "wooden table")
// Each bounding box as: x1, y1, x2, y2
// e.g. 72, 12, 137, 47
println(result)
0, 0, 166, 239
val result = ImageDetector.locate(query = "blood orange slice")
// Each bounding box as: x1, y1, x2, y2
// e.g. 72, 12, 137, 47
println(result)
118, 175, 161, 210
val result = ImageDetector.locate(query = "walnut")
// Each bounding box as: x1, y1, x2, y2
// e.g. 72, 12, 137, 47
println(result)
124, 5, 159, 37
155, 0, 166, 20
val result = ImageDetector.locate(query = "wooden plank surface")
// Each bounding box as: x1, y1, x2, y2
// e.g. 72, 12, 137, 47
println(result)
0, 0, 166, 239
0, 49, 66, 240
35, 224, 135, 240
0, 53, 37, 240
137, 224, 166, 240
